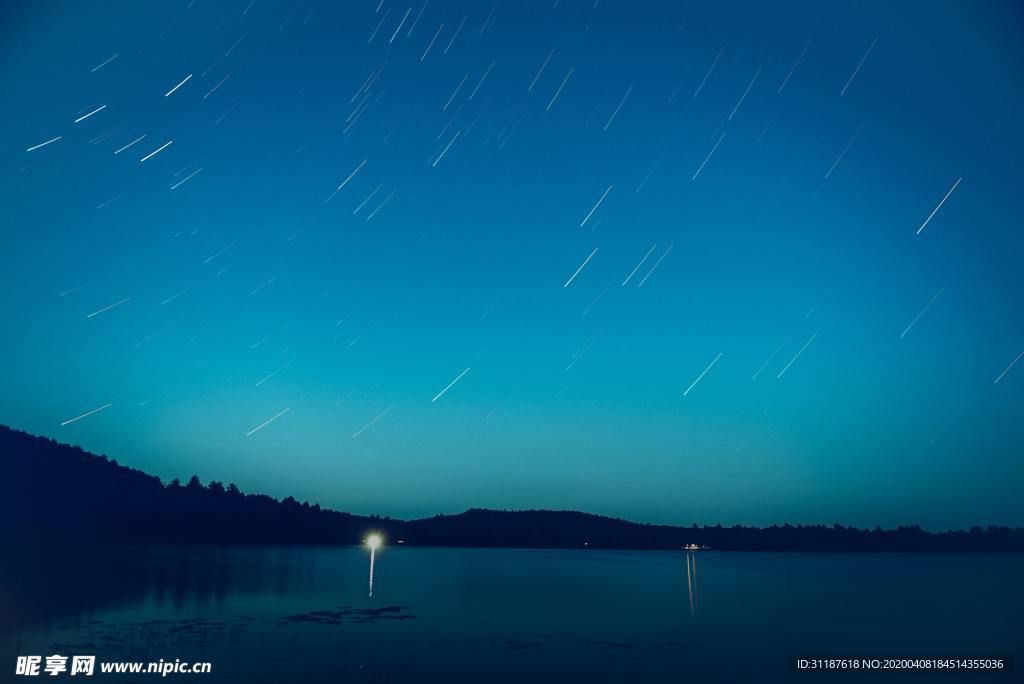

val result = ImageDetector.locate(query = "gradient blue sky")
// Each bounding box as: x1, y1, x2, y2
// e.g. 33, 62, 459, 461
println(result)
2, 0, 1023, 528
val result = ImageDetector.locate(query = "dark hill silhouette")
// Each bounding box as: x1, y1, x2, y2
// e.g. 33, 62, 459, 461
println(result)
3, 424, 1022, 552
2, 424, 383, 546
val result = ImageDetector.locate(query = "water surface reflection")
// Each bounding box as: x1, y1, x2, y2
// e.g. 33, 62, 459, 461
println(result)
2, 547, 1021, 683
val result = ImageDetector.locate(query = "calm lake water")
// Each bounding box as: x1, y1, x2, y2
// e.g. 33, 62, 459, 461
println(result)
2, 547, 1021, 682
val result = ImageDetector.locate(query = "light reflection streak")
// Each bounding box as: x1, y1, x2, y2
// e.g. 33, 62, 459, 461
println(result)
366, 534, 382, 597
685, 551, 699, 621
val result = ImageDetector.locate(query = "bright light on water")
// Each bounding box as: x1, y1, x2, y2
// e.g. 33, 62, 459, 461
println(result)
366, 534, 382, 597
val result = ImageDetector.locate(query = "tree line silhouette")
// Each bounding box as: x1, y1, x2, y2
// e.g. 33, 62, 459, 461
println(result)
3, 425, 1022, 552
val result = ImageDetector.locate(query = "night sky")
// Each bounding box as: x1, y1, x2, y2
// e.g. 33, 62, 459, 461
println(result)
2, 0, 1022, 528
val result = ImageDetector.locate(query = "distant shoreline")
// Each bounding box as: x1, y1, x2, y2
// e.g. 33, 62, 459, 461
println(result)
5, 424, 1023, 553
79, 542, 1024, 555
